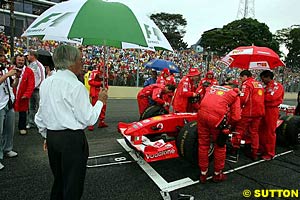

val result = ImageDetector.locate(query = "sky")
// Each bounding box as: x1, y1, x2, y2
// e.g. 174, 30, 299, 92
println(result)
117, 0, 300, 47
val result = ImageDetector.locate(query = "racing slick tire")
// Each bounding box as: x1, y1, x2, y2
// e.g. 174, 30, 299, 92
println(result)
276, 115, 300, 148
176, 121, 214, 165
140, 105, 168, 120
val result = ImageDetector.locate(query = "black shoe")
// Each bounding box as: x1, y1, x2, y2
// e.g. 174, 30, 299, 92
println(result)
245, 149, 259, 161
227, 149, 239, 163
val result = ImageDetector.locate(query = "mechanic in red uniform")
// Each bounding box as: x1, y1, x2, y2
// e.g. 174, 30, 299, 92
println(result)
137, 83, 176, 116
199, 70, 218, 87
88, 66, 109, 131
198, 85, 241, 183
230, 70, 265, 161
172, 68, 200, 113
259, 70, 284, 160
156, 68, 176, 86
156, 68, 176, 107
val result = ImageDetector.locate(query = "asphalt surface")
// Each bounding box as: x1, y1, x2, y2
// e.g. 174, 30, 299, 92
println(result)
0, 99, 299, 200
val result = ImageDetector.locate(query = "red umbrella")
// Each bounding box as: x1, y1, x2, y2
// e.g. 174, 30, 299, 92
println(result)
221, 45, 285, 70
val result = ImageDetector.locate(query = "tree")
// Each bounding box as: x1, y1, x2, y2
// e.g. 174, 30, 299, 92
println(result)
200, 18, 280, 56
150, 12, 188, 50
286, 27, 300, 70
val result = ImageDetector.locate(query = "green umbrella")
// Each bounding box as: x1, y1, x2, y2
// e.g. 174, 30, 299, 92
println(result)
22, 0, 173, 51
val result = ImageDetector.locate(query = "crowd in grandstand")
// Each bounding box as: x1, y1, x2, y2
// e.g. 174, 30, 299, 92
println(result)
0, 32, 299, 91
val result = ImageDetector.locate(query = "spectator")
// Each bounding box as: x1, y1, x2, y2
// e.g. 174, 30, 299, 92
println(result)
35, 45, 108, 200
0, 45, 19, 170
13, 54, 35, 135
27, 50, 45, 129
84, 65, 93, 92
295, 91, 300, 115
143, 70, 157, 87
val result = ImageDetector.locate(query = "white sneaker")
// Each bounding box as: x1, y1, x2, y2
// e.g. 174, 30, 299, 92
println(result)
0, 162, 4, 170
20, 130, 27, 135
6, 151, 18, 158
26, 124, 31, 129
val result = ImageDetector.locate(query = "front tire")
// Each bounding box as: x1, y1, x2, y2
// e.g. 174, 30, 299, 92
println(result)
176, 121, 214, 165
140, 105, 168, 120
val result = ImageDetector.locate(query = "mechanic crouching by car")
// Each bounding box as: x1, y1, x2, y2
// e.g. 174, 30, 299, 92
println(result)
172, 68, 200, 113
137, 83, 176, 117
198, 85, 241, 183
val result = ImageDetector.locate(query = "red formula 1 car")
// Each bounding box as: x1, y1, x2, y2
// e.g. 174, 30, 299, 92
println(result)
118, 104, 300, 163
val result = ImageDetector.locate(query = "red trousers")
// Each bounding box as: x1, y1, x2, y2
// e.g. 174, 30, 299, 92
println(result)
91, 97, 106, 122
198, 112, 226, 173
233, 117, 262, 150
137, 96, 149, 115
259, 107, 278, 158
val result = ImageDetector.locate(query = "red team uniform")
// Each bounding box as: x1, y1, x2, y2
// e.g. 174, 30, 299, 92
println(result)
88, 68, 108, 130
137, 84, 169, 116
233, 75, 265, 160
172, 68, 200, 113
199, 71, 218, 87
259, 76, 284, 160
156, 68, 176, 106
198, 85, 241, 183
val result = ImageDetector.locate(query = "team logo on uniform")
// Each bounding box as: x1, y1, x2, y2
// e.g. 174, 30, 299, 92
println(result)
258, 89, 263, 96
216, 91, 224, 96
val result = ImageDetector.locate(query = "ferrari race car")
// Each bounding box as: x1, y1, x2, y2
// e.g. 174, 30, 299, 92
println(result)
118, 104, 300, 164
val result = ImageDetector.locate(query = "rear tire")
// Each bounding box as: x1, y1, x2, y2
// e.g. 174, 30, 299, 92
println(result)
140, 105, 168, 120
176, 121, 214, 165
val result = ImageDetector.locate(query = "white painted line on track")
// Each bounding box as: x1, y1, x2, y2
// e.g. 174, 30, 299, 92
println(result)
223, 150, 294, 175
87, 160, 135, 168
117, 138, 294, 193
88, 152, 123, 159
117, 139, 198, 192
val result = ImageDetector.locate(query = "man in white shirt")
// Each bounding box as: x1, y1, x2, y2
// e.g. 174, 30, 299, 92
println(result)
0, 45, 19, 170
35, 45, 108, 200
27, 50, 45, 129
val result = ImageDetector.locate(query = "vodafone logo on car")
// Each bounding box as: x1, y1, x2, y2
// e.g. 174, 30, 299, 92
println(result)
145, 149, 176, 159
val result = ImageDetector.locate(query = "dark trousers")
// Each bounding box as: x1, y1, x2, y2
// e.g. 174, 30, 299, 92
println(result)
18, 111, 27, 130
47, 129, 89, 200
295, 104, 300, 115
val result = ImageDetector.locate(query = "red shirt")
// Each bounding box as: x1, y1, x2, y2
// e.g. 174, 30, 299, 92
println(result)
88, 69, 108, 97
137, 84, 166, 105
264, 80, 284, 107
199, 85, 241, 125
240, 77, 265, 117
172, 76, 196, 112
156, 75, 176, 86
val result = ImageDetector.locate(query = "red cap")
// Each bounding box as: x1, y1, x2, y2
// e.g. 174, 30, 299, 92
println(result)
187, 68, 201, 77
162, 68, 170, 75
207, 70, 214, 75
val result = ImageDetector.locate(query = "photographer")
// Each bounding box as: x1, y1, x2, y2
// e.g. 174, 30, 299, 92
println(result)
0, 45, 19, 170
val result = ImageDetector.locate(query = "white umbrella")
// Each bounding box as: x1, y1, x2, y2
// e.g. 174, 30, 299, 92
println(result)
22, 0, 173, 51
